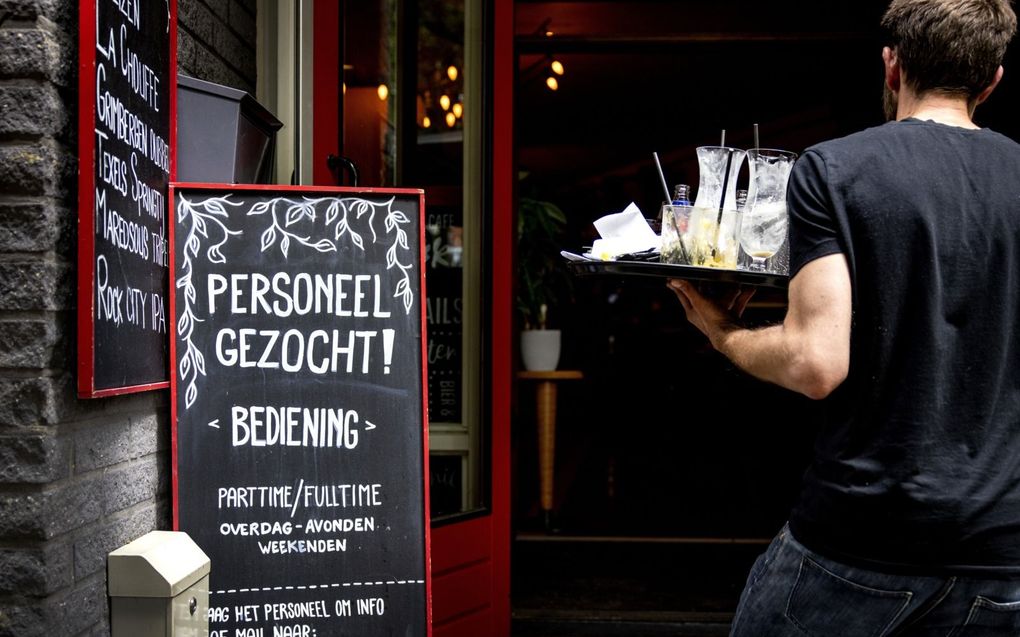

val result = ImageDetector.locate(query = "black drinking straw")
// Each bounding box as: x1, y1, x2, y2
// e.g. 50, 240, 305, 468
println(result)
652, 152, 672, 210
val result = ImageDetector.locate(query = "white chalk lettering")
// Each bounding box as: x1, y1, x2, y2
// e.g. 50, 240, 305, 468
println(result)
98, 184, 150, 260
215, 484, 382, 509
151, 223, 168, 267
256, 538, 347, 554
303, 517, 375, 534
262, 601, 331, 621
95, 254, 124, 326
130, 154, 165, 221
204, 272, 392, 318
231, 406, 360, 449
112, 0, 142, 29
214, 328, 381, 375
95, 129, 127, 195
357, 598, 385, 616
217, 485, 293, 509
218, 521, 293, 536
302, 483, 382, 508
96, 63, 145, 155
118, 23, 160, 111
124, 286, 147, 328
151, 293, 166, 333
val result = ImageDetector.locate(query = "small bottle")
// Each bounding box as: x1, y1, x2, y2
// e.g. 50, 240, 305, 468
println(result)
671, 184, 691, 206
735, 189, 749, 211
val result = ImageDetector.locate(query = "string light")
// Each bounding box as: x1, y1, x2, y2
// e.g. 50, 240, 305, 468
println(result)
445, 112, 456, 127
551, 60, 564, 76
439, 94, 451, 111
377, 84, 389, 101
545, 76, 559, 91
452, 103, 463, 118
447, 65, 458, 81
423, 116, 431, 128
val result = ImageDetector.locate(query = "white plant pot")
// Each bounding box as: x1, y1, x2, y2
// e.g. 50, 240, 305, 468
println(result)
521, 329, 561, 371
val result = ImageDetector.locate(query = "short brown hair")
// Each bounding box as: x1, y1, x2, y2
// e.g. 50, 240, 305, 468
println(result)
881, 0, 1017, 100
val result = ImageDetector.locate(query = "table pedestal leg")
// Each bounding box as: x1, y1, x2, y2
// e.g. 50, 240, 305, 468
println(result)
536, 380, 557, 529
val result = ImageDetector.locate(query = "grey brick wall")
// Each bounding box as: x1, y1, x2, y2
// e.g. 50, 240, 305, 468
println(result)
0, 0, 256, 634
178, 0, 257, 93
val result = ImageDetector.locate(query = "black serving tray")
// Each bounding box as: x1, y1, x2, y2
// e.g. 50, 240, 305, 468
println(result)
566, 259, 789, 289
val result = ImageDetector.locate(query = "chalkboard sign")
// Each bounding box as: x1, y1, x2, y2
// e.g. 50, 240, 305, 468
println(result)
424, 207, 463, 422
77, 0, 176, 397
170, 185, 431, 636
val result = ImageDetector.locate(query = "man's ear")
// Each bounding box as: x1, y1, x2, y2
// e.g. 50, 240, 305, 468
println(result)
975, 65, 1004, 106
883, 46, 901, 91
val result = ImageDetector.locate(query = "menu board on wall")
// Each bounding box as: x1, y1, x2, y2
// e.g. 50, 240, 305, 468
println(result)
170, 185, 431, 636
77, 0, 176, 397
424, 207, 463, 422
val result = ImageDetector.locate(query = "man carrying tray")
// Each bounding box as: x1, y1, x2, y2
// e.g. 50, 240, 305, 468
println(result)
670, 0, 1020, 634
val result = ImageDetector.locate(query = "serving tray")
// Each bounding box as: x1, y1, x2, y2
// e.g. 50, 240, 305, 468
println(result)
565, 259, 789, 289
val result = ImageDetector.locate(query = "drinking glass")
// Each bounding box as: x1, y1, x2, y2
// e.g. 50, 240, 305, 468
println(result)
739, 149, 797, 272
690, 146, 747, 269
660, 204, 693, 264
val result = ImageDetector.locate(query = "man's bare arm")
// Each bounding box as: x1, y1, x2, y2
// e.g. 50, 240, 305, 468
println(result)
669, 253, 852, 399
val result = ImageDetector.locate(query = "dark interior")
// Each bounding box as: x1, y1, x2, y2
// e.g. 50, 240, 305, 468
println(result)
510, 1, 1020, 632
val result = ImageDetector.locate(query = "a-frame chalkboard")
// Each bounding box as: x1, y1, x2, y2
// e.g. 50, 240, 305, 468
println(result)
170, 184, 431, 636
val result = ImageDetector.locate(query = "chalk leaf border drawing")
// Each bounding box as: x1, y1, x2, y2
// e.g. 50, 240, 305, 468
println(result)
176, 194, 417, 409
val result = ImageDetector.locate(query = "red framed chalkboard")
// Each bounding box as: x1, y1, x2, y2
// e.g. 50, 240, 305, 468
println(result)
169, 183, 432, 636
77, 0, 177, 397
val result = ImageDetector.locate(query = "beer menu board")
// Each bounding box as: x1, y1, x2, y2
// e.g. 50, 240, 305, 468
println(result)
77, 0, 175, 396
424, 208, 463, 423
170, 185, 431, 636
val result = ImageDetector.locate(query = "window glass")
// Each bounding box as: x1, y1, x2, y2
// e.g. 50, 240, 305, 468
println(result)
339, 0, 486, 520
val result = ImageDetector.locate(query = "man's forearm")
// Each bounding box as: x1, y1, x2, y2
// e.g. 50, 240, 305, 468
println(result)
669, 255, 851, 400
713, 323, 845, 400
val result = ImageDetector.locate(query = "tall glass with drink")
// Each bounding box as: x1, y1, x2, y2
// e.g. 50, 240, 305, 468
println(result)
739, 149, 797, 272
689, 146, 747, 269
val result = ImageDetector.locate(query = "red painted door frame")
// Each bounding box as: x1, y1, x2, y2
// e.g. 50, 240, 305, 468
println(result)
312, 2, 514, 635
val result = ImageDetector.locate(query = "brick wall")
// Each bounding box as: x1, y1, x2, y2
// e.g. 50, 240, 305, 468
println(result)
178, 0, 257, 93
0, 0, 255, 634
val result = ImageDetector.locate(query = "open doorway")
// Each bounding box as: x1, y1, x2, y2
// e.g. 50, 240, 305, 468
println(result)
508, 1, 1020, 633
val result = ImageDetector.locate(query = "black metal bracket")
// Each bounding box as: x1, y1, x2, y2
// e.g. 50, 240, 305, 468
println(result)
326, 154, 359, 187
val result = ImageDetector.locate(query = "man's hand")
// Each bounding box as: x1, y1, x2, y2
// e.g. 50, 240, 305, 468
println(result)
667, 279, 755, 348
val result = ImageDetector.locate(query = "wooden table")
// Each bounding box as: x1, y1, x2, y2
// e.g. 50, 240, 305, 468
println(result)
517, 370, 583, 530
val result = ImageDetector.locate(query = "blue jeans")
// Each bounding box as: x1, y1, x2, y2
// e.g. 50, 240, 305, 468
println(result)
731, 524, 1020, 636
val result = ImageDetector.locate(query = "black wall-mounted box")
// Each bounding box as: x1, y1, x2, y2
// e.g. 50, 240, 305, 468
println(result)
176, 75, 283, 184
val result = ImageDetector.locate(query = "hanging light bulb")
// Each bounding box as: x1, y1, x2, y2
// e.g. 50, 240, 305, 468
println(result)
447, 65, 458, 81
445, 112, 456, 127
423, 116, 432, 128
439, 94, 451, 111
545, 76, 559, 91
377, 84, 389, 101
452, 103, 463, 118
551, 60, 564, 76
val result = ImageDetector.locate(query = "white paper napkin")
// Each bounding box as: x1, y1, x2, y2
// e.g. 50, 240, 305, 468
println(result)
589, 203, 658, 260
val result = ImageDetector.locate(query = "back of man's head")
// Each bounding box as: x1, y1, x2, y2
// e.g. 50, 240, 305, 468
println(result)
881, 0, 1017, 100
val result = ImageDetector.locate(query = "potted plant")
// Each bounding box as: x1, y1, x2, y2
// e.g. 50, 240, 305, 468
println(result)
517, 196, 572, 371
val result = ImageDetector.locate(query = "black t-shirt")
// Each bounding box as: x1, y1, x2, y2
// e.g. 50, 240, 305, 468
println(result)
787, 118, 1020, 575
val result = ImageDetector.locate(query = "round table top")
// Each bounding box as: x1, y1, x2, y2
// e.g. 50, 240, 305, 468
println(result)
516, 370, 583, 381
